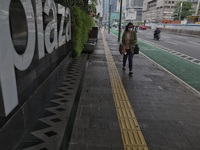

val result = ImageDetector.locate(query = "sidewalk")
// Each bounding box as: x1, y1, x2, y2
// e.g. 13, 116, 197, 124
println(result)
69, 30, 200, 150
15, 29, 200, 150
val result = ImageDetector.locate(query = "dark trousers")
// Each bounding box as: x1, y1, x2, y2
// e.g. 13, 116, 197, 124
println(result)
123, 49, 134, 71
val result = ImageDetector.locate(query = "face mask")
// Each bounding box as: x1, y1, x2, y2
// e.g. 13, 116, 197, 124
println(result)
128, 28, 133, 31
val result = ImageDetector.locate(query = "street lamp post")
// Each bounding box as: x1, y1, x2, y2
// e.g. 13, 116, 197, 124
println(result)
108, 0, 111, 33
118, 0, 123, 41
179, 2, 183, 21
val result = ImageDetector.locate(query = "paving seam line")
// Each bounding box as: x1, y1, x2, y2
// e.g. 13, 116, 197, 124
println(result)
101, 29, 149, 150
110, 31, 200, 97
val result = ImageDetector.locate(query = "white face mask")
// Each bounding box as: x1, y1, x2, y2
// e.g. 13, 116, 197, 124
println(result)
128, 27, 133, 31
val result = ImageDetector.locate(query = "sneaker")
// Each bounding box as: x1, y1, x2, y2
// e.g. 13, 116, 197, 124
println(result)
129, 71, 133, 75
122, 67, 126, 70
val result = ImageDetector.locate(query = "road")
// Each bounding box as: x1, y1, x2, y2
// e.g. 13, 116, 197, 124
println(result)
111, 27, 200, 92
137, 29, 200, 60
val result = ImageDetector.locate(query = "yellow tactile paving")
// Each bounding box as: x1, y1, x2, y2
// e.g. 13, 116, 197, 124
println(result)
101, 30, 149, 150
115, 101, 132, 108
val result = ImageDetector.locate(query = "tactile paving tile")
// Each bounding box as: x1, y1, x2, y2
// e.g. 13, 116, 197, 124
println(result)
102, 30, 149, 150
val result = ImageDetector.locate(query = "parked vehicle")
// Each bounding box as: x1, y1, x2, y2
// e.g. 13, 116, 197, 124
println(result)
139, 25, 147, 30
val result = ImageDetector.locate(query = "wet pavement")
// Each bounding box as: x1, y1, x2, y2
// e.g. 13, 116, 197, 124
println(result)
16, 30, 200, 150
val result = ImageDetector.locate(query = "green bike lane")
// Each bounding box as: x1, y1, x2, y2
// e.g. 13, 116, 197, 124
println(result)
111, 28, 200, 93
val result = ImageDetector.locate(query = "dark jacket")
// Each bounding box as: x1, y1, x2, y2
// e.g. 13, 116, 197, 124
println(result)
154, 29, 161, 35
122, 30, 137, 53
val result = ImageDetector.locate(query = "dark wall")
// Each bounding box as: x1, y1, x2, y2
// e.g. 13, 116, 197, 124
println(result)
0, 42, 72, 150
0, 0, 74, 149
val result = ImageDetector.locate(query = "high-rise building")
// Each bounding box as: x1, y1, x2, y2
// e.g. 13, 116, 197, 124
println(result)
132, 0, 144, 21
99, 0, 144, 23
126, 0, 144, 22
142, 0, 199, 23
111, 0, 117, 12
101, 0, 118, 22
101, 0, 109, 22
116, 0, 127, 22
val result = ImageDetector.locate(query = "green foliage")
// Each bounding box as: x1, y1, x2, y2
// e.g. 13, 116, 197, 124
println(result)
136, 22, 144, 25
71, 7, 94, 57
88, 3, 96, 14
173, 2, 194, 20
54, 0, 96, 57
55, 0, 100, 13
54, 0, 84, 9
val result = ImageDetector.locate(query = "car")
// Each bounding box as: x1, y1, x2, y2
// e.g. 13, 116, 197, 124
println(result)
139, 25, 147, 30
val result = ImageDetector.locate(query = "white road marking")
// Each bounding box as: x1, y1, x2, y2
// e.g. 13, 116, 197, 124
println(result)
177, 36, 188, 39
164, 40, 178, 45
188, 41, 200, 46
161, 35, 170, 39
145, 36, 153, 39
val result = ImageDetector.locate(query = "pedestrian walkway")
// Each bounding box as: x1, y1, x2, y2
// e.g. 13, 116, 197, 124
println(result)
16, 29, 200, 150
69, 30, 200, 150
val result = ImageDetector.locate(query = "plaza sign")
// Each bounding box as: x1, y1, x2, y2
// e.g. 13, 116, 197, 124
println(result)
0, 0, 71, 116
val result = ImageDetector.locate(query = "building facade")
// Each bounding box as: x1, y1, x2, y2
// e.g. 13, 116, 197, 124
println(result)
125, 0, 144, 22
102, 0, 109, 22
96, 0, 144, 23
142, 0, 199, 23
111, 0, 117, 12
116, 0, 127, 22
115, 0, 144, 22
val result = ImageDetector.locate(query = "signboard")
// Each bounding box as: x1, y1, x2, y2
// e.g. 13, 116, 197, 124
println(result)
0, 0, 71, 116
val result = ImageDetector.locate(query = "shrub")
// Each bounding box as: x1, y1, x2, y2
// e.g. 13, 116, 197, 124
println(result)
71, 7, 94, 57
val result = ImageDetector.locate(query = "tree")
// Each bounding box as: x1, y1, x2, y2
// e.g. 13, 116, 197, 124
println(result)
173, 1, 194, 20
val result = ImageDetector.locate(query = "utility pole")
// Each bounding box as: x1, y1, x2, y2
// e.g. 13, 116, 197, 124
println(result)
108, 0, 111, 33
118, 0, 123, 41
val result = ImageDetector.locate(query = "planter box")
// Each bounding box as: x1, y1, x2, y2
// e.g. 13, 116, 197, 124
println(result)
83, 43, 95, 53
89, 27, 98, 39
87, 38, 97, 43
